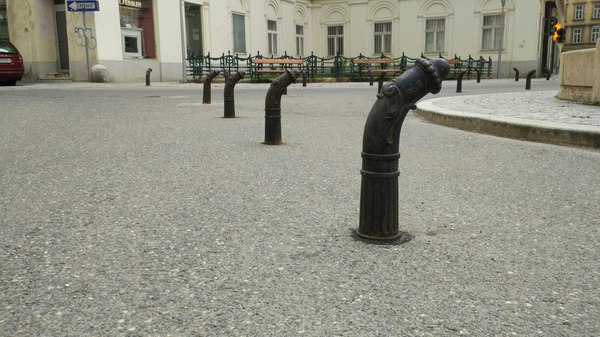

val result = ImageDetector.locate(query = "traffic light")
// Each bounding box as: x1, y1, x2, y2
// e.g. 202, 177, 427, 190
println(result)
552, 21, 562, 42
549, 17, 558, 34
556, 27, 565, 43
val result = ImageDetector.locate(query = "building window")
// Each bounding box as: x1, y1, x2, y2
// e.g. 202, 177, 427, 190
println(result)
374, 22, 392, 54
592, 26, 600, 42
267, 20, 278, 55
232, 13, 246, 54
327, 25, 344, 56
574, 4, 584, 20
119, 0, 155, 58
573, 27, 583, 43
482, 14, 503, 50
425, 18, 445, 53
593, 4, 600, 19
296, 25, 304, 56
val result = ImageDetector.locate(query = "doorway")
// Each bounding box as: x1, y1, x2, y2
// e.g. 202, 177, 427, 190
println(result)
54, 0, 69, 72
185, 4, 203, 58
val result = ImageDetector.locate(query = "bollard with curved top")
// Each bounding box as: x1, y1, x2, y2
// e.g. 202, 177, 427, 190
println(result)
525, 70, 535, 90
456, 71, 466, 93
377, 72, 386, 94
224, 71, 245, 118
357, 58, 449, 242
264, 69, 301, 145
202, 70, 220, 104
513, 68, 520, 81
145, 68, 152, 86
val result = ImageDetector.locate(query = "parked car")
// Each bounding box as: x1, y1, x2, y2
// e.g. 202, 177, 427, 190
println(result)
0, 40, 25, 86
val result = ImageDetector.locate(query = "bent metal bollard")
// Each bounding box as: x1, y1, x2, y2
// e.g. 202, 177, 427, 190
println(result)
525, 70, 536, 90
357, 58, 449, 242
264, 69, 301, 145
224, 71, 245, 118
145, 68, 152, 86
513, 68, 520, 81
202, 70, 220, 104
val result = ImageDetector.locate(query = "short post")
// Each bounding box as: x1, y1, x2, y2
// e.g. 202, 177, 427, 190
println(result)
264, 69, 301, 145
544, 68, 551, 80
202, 70, 220, 104
513, 68, 520, 81
456, 71, 466, 93
377, 72, 386, 93
475, 68, 481, 83
525, 70, 535, 90
369, 70, 374, 86
145, 68, 152, 86
302, 71, 307, 87
357, 58, 449, 242
224, 71, 245, 118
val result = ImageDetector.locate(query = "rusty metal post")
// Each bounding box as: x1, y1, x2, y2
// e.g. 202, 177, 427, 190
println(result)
513, 68, 520, 81
357, 58, 449, 242
145, 68, 152, 86
456, 71, 466, 93
202, 70, 220, 104
302, 71, 307, 87
369, 70, 374, 86
377, 72, 386, 94
224, 71, 245, 118
525, 70, 535, 90
264, 69, 301, 145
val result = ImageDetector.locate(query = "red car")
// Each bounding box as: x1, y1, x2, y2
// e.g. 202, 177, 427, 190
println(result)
0, 40, 25, 86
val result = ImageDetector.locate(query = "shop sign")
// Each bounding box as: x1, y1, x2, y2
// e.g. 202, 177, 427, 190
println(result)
119, 0, 144, 9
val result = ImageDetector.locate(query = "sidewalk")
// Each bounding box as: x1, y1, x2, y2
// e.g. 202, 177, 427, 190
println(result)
416, 90, 600, 148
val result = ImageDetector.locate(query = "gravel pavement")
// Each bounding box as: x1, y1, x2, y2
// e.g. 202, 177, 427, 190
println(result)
1, 80, 599, 336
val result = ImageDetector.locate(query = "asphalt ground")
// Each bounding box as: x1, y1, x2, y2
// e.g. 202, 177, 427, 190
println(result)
1, 80, 599, 336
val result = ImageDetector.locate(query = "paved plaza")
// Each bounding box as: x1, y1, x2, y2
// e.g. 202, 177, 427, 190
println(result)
1, 79, 599, 336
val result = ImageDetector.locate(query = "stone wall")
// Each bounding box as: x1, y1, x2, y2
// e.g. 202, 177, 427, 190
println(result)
558, 40, 600, 104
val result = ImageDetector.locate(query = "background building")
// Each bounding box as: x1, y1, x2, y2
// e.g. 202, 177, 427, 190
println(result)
558, 0, 600, 51
1, 0, 557, 82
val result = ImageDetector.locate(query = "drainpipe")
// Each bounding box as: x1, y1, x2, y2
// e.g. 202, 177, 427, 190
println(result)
357, 58, 449, 242
179, 0, 187, 82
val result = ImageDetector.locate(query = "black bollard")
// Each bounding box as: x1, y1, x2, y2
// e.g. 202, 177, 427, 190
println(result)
145, 68, 152, 86
456, 71, 466, 93
357, 58, 449, 242
525, 70, 535, 90
369, 70, 374, 86
224, 71, 245, 118
377, 72, 386, 94
513, 68, 520, 81
202, 70, 220, 104
264, 69, 301, 145
544, 68, 551, 80
475, 68, 481, 83
301, 71, 307, 87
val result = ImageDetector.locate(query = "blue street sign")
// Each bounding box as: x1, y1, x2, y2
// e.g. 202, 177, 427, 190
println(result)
66, 0, 100, 12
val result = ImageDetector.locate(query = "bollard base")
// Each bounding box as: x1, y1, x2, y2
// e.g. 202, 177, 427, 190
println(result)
352, 229, 414, 245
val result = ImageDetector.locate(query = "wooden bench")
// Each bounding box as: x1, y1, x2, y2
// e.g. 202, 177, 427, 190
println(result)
251, 58, 304, 82
448, 59, 463, 75
352, 58, 402, 80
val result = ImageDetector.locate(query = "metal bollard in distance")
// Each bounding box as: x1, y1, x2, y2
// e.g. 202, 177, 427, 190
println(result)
525, 70, 536, 90
223, 71, 245, 118
357, 58, 449, 242
456, 71, 466, 93
513, 68, 520, 81
264, 69, 300, 145
377, 72, 386, 94
145, 68, 152, 86
202, 70, 220, 104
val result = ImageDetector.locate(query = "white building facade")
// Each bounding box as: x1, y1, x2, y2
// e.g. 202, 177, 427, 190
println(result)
2, 0, 552, 82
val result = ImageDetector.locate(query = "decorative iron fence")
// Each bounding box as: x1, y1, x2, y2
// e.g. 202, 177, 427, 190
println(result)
186, 51, 492, 82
